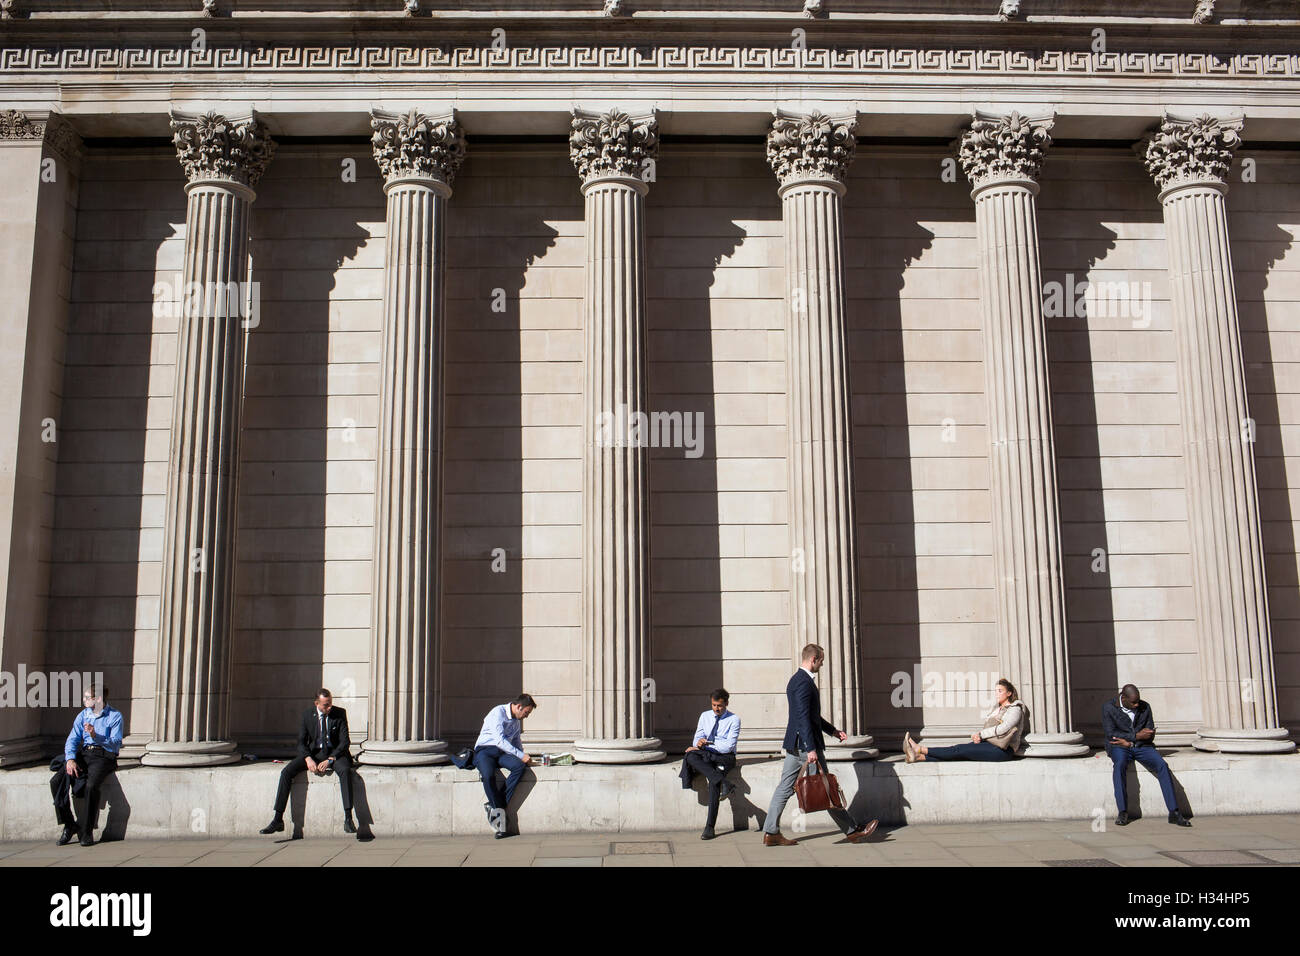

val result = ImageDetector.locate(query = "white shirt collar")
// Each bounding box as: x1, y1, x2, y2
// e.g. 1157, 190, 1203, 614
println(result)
800, 665, 816, 679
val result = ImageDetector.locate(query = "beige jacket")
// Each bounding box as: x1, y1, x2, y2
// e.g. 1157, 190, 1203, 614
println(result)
980, 701, 1024, 752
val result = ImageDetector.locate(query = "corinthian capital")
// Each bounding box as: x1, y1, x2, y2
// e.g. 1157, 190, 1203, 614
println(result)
957, 110, 1053, 190
370, 108, 466, 187
170, 110, 276, 189
1142, 112, 1243, 193
765, 109, 857, 189
569, 108, 658, 185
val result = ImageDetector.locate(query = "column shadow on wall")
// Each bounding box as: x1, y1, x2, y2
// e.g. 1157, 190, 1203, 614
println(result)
843, 210, 934, 753
646, 158, 746, 754
1040, 217, 1121, 747
1237, 220, 1298, 732
441, 149, 559, 750
238, 146, 371, 756
43, 146, 178, 753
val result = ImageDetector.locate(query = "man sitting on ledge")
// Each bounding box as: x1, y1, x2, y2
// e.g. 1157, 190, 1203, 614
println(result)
1104, 683, 1190, 828
53, 683, 122, 847
469, 694, 536, 839
679, 688, 740, 841
260, 688, 356, 837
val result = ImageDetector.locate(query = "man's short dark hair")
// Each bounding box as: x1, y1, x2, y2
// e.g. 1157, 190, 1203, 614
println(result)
84, 684, 106, 698
512, 693, 537, 709
710, 688, 729, 703
801, 643, 824, 663
317, 688, 332, 700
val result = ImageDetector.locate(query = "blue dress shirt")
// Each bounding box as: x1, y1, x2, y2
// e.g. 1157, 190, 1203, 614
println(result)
64, 704, 124, 760
474, 703, 526, 760
692, 708, 740, 755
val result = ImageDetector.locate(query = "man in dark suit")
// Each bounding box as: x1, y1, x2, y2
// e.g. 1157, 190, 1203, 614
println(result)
260, 688, 356, 836
1103, 683, 1190, 827
762, 643, 877, 846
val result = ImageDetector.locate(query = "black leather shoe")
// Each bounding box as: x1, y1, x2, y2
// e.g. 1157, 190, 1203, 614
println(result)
342, 815, 356, 834
494, 829, 510, 840
719, 781, 735, 799
78, 834, 94, 847
57, 827, 75, 847
1169, 811, 1192, 827
1116, 811, 1130, 826
259, 817, 285, 835
701, 826, 716, 840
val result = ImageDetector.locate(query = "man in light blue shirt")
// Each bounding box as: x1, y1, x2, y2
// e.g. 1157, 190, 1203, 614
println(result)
52, 684, 124, 846
471, 693, 536, 839
679, 688, 740, 840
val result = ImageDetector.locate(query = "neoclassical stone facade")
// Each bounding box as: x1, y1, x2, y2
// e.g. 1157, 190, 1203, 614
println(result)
1, 2, 1298, 771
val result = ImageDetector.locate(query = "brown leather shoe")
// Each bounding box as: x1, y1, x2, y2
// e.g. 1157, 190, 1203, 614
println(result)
845, 819, 879, 843
763, 831, 798, 847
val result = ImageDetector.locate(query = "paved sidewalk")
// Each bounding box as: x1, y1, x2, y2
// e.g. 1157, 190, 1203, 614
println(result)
2, 814, 1298, 866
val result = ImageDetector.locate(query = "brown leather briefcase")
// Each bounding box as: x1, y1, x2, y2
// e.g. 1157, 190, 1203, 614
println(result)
794, 757, 845, 813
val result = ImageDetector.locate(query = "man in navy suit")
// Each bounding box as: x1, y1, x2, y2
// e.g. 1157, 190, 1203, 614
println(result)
762, 643, 878, 846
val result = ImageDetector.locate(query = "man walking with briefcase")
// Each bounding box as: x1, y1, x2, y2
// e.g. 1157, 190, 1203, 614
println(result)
762, 643, 878, 846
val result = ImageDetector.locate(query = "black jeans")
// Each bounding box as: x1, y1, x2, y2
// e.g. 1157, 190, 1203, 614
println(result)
273, 750, 353, 814
682, 750, 736, 828
52, 750, 117, 838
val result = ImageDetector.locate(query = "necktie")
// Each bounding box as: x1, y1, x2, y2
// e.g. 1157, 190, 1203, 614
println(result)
318, 712, 326, 752
707, 715, 721, 744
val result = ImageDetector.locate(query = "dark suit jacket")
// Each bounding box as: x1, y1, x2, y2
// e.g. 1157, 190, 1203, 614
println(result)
781, 669, 838, 759
1101, 696, 1155, 745
296, 706, 350, 760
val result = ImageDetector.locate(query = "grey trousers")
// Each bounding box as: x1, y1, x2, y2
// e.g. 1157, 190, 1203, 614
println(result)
763, 750, 861, 835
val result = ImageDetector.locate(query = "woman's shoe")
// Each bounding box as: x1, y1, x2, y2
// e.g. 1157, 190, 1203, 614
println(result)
903, 732, 916, 763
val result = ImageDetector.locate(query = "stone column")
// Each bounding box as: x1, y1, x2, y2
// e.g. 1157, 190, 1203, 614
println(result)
570, 108, 664, 763
0, 111, 82, 766
359, 109, 465, 766
1142, 112, 1293, 753
144, 111, 274, 766
958, 110, 1086, 757
766, 109, 876, 761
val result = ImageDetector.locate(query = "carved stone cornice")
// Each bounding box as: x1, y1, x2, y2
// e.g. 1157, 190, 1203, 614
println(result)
0, 109, 84, 166
957, 109, 1054, 190
1193, 0, 1215, 24
569, 108, 658, 185
370, 108, 465, 187
0, 108, 41, 140
1141, 111, 1243, 194
170, 109, 275, 189
765, 109, 857, 190
3, 42, 1297, 79
999, 0, 1022, 21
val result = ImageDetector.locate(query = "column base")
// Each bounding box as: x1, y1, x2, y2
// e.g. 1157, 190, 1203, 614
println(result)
1193, 727, 1295, 754
1020, 732, 1089, 758
824, 735, 880, 761
572, 737, 665, 764
358, 739, 450, 766
0, 736, 45, 768
142, 739, 240, 767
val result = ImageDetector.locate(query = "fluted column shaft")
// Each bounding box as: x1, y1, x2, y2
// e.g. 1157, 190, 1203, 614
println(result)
1144, 112, 1292, 753
361, 109, 464, 765
146, 110, 274, 766
767, 110, 875, 760
571, 109, 664, 763
960, 110, 1085, 756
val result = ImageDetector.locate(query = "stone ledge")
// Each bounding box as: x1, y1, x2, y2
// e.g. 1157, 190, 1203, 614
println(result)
3, 751, 1297, 839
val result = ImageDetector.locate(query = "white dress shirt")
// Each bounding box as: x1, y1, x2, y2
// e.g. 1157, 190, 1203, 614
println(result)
474, 703, 526, 760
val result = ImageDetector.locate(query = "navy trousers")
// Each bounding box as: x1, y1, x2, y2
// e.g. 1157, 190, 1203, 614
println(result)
473, 745, 526, 810
923, 741, 1014, 761
1107, 743, 1177, 813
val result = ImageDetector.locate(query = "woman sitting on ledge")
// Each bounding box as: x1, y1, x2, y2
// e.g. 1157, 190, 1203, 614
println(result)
902, 678, 1024, 762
